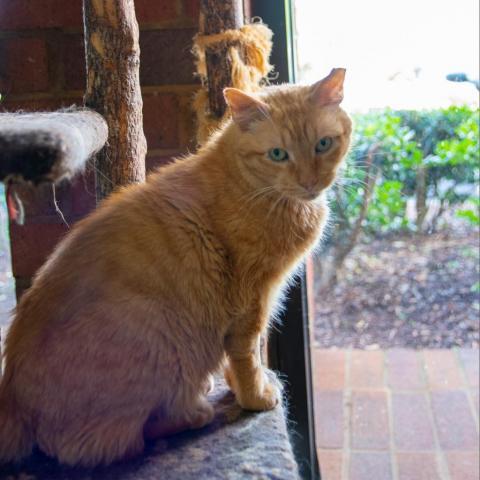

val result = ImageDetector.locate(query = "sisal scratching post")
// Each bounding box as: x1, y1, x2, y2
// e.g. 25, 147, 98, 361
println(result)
193, 2, 274, 145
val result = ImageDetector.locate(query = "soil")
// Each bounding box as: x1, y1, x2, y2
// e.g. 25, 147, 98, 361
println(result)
314, 229, 480, 349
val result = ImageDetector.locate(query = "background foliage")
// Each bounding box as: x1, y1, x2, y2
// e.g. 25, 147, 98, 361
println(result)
318, 106, 479, 288
334, 106, 479, 234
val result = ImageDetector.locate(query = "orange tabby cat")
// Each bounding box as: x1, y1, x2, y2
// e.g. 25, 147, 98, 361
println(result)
0, 68, 351, 467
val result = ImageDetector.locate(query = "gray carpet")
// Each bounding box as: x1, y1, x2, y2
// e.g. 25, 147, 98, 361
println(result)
0, 379, 299, 480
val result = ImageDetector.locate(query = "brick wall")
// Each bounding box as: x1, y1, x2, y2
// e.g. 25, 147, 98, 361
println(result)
0, 0, 201, 296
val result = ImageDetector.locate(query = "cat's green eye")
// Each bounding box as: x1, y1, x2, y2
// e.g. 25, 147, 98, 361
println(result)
268, 148, 289, 162
315, 136, 333, 153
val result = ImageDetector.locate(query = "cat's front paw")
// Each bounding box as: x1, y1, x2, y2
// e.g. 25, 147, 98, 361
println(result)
237, 381, 281, 412
224, 365, 235, 392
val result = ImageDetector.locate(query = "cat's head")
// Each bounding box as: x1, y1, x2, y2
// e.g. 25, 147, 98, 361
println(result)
223, 68, 352, 202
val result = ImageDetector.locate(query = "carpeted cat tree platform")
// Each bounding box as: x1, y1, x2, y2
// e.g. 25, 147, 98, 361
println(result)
0, 110, 107, 184
0, 379, 299, 480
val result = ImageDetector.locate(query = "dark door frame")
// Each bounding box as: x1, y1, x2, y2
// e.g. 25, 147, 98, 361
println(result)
249, 1, 321, 479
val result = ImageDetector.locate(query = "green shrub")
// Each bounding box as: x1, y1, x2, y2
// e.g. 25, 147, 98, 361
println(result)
334, 105, 479, 237
456, 197, 480, 226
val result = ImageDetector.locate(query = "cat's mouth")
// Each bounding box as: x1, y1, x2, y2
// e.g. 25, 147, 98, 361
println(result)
296, 192, 320, 202
282, 187, 323, 202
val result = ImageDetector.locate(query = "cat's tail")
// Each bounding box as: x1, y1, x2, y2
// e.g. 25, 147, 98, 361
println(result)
0, 375, 33, 464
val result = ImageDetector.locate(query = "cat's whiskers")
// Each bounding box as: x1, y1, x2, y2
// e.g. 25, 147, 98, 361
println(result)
337, 177, 371, 189
339, 164, 380, 174
280, 197, 306, 243
238, 186, 278, 216
264, 193, 309, 245
242, 185, 277, 203
335, 183, 366, 198
266, 192, 287, 222
284, 198, 307, 242
336, 165, 378, 187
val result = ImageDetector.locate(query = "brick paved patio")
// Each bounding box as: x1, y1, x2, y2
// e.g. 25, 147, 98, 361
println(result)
313, 349, 479, 480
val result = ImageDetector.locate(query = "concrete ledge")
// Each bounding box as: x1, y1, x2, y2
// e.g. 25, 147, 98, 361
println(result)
1, 379, 299, 480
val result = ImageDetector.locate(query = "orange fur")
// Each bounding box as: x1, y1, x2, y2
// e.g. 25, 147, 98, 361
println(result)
0, 69, 351, 467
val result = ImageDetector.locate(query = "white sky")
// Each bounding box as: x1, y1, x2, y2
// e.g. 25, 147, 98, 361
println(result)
295, 0, 480, 111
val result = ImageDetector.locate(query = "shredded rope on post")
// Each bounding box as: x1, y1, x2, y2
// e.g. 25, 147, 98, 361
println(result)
192, 22, 274, 145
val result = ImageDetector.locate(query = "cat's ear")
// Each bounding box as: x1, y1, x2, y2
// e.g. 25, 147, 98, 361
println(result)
310, 68, 346, 107
224, 88, 269, 130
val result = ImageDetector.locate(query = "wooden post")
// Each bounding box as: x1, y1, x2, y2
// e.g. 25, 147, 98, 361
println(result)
83, 0, 147, 202
199, 0, 244, 118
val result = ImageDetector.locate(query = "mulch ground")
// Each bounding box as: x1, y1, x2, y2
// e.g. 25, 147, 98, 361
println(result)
314, 229, 480, 349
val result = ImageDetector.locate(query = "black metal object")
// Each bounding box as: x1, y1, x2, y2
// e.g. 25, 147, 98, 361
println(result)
446, 72, 480, 91
249, 1, 321, 478
268, 275, 320, 480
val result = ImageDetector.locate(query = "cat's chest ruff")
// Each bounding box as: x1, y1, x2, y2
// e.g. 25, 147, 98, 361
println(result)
233, 209, 322, 279
257, 204, 323, 253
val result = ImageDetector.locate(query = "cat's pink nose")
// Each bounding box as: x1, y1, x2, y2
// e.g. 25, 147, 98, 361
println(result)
299, 181, 316, 193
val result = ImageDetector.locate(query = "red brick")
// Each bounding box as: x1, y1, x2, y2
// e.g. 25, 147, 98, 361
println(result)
317, 449, 342, 480
396, 452, 440, 480
314, 391, 344, 449
184, 0, 200, 21
0, 37, 49, 93
8, 176, 93, 281
431, 391, 479, 450
350, 350, 384, 389
135, 0, 178, 24
57, 0, 83, 28
313, 349, 345, 391
0, 0, 82, 30
143, 94, 179, 149
423, 350, 464, 389
386, 349, 426, 390
7, 182, 72, 220
177, 91, 199, 149
140, 29, 197, 86
10, 223, 69, 278
457, 349, 479, 389
350, 452, 392, 480
392, 393, 435, 450
351, 391, 390, 450
62, 34, 86, 91
446, 452, 480, 480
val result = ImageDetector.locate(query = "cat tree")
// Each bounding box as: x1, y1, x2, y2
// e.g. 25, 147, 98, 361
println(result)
0, 0, 146, 203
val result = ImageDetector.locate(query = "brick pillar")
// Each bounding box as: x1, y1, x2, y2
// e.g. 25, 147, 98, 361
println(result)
0, 0, 201, 297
